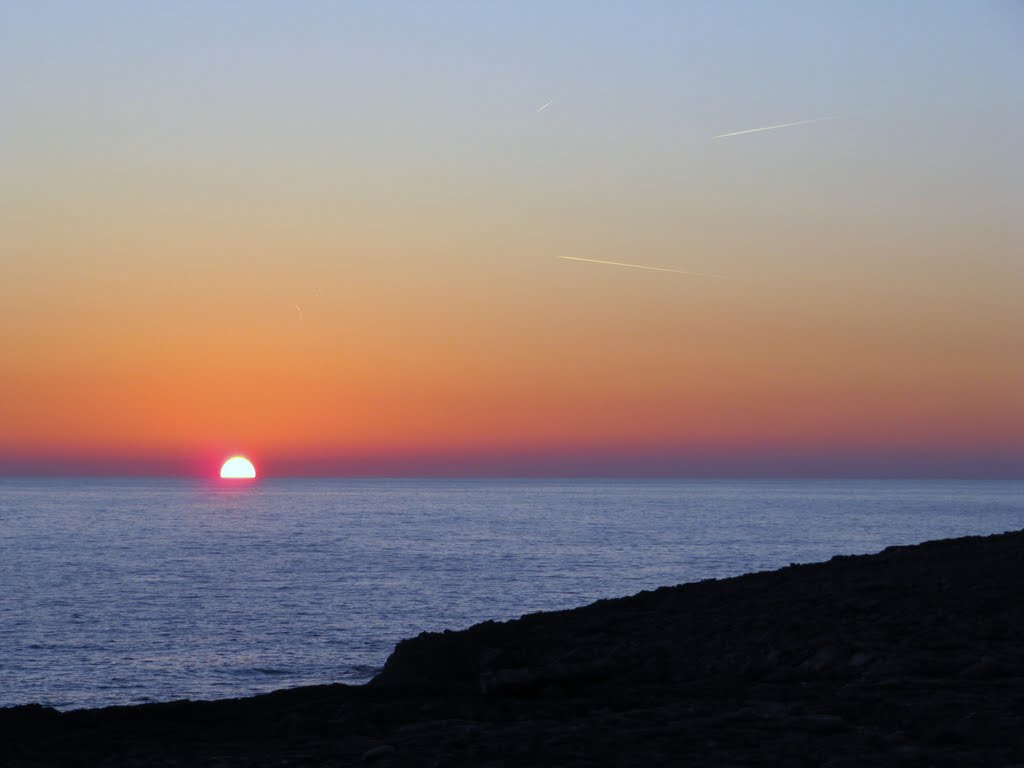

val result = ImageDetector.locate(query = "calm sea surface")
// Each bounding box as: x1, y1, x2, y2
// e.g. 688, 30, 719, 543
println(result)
1, 478, 1022, 710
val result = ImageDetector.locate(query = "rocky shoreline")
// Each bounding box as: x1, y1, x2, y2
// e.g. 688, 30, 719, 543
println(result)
4, 530, 1024, 766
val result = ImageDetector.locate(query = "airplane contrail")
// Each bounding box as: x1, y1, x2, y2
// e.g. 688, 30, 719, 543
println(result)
535, 100, 553, 113
558, 256, 724, 278
295, 304, 304, 320
714, 115, 837, 139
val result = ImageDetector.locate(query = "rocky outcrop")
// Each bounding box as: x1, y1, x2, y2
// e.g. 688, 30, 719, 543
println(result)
3, 530, 1024, 766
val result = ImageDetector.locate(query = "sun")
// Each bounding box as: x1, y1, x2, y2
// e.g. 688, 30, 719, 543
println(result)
220, 456, 256, 479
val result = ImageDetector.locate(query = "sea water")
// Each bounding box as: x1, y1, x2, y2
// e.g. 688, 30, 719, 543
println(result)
1, 478, 1022, 710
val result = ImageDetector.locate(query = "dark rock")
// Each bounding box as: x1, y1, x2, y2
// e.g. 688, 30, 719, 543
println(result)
801, 645, 840, 674
4, 529, 1024, 765
960, 655, 1007, 679
794, 714, 848, 733
362, 744, 396, 762
847, 651, 871, 669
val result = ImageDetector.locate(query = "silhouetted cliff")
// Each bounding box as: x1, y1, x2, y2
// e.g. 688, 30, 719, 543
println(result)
4, 530, 1023, 766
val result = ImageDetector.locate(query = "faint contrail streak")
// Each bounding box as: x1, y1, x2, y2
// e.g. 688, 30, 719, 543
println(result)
295, 304, 304, 320
558, 256, 724, 278
714, 115, 837, 139
535, 100, 553, 113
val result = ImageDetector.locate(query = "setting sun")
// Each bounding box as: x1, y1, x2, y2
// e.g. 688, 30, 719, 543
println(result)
220, 456, 256, 479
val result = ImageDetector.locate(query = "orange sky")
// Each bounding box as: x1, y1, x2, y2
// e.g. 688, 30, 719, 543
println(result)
1, 4, 1022, 476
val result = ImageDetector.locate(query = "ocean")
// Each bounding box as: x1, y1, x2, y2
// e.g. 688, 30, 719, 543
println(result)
1, 478, 1022, 710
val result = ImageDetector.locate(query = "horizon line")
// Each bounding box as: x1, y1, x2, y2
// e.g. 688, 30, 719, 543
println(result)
2, 473, 1021, 481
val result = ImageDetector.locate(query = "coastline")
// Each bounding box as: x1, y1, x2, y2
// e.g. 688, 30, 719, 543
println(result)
3, 529, 1023, 766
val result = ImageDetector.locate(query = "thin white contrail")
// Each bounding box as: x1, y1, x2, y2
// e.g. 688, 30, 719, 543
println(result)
295, 304, 304, 320
558, 256, 724, 278
714, 115, 837, 139
535, 100, 553, 113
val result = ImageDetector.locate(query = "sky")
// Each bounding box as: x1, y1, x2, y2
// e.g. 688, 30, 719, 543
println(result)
1, 1, 1022, 477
